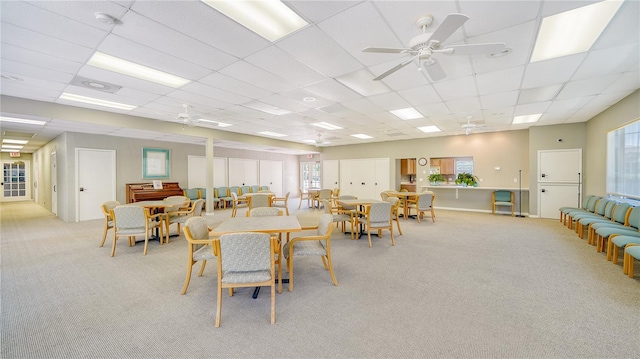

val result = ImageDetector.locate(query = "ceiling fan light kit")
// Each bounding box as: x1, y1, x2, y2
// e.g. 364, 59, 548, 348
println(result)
364, 12, 506, 82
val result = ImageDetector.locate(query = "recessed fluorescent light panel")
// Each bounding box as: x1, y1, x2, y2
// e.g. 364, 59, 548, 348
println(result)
390, 108, 423, 120
531, 0, 622, 62
59, 93, 137, 110
0, 116, 46, 125
512, 114, 542, 124
3, 139, 29, 144
1, 144, 23, 149
87, 52, 191, 88
418, 126, 441, 133
311, 122, 343, 130
259, 131, 287, 137
201, 0, 308, 42
198, 119, 233, 127
351, 134, 373, 139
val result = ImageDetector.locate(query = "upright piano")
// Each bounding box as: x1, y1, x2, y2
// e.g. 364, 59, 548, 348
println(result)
126, 182, 184, 203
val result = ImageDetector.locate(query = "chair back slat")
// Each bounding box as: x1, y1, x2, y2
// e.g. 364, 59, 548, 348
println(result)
219, 233, 271, 272
369, 202, 392, 222
113, 206, 146, 229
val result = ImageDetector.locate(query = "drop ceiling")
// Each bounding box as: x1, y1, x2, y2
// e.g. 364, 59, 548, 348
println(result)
1, 0, 638, 154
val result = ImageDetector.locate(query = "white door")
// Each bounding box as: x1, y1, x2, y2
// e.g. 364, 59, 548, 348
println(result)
228, 158, 258, 186
187, 155, 206, 188
339, 160, 354, 196
213, 157, 227, 187
323, 160, 339, 189
77, 148, 116, 221
539, 184, 580, 219
33, 153, 39, 203
1, 160, 30, 202
374, 158, 390, 195
301, 161, 321, 191
51, 151, 57, 215
260, 160, 283, 196
537, 149, 582, 219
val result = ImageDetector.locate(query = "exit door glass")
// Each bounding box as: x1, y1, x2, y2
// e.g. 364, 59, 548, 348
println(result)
3, 162, 26, 198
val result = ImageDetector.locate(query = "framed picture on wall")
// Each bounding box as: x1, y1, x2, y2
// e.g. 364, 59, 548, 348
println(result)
142, 147, 170, 179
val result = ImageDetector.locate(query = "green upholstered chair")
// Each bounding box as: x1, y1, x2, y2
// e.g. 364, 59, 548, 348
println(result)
595, 206, 640, 253
623, 244, 640, 278
239, 185, 250, 196
588, 202, 632, 245
260, 185, 270, 191
215, 232, 276, 327
565, 196, 601, 229
251, 185, 260, 193
574, 199, 616, 239
181, 216, 215, 295
609, 235, 640, 266
216, 187, 232, 209
355, 201, 394, 248
492, 190, 514, 216
560, 194, 597, 224
183, 188, 200, 201
283, 214, 337, 292
111, 205, 165, 256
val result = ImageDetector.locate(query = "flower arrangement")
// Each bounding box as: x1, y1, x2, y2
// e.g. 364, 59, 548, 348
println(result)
455, 172, 479, 186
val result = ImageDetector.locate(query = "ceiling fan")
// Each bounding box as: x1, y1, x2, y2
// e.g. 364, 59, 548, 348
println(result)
461, 116, 488, 135
314, 133, 330, 147
175, 104, 201, 127
363, 13, 506, 81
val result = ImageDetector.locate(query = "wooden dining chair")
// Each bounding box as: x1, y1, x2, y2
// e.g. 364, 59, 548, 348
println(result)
110, 205, 165, 256
181, 216, 215, 295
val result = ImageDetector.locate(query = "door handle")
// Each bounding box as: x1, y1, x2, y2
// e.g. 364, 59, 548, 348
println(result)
541, 173, 546, 178
541, 189, 546, 193
80, 187, 86, 192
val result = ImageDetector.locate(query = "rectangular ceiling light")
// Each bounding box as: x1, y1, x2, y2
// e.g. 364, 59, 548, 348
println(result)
0, 149, 21, 153
0, 116, 46, 125
512, 114, 542, 124
59, 93, 137, 111
418, 126, 441, 133
311, 122, 343, 130
259, 131, 287, 137
530, 0, 623, 62
198, 119, 233, 127
351, 134, 373, 139
87, 52, 191, 88
202, 0, 308, 42
390, 108, 423, 120
1, 144, 23, 149
3, 139, 29, 144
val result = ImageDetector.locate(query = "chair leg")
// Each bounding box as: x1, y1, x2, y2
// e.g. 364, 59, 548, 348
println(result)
367, 228, 373, 248
395, 218, 403, 235
181, 261, 194, 295
325, 253, 338, 286
143, 235, 149, 256
100, 222, 109, 247
390, 226, 395, 246
271, 279, 276, 325
288, 255, 294, 292
111, 233, 118, 257
628, 255, 635, 278
612, 246, 619, 264
215, 284, 222, 327
198, 260, 207, 276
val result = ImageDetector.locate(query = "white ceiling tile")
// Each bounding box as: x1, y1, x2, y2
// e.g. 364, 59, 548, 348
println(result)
470, 21, 537, 74
77, 66, 175, 96
517, 84, 563, 104
458, 0, 541, 36
514, 101, 551, 116
585, 91, 634, 109
572, 43, 639, 81
112, 11, 238, 72
278, 89, 333, 108
335, 69, 391, 97
97, 35, 212, 80
198, 73, 273, 99
1, 23, 94, 62
1, 1, 107, 47
537, 110, 577, 125
415, 102, 453, 117
130, 1, 270, 58
367, 92, 411, 111
218, 61, 297, 93
244, 45, 325, 87
445, 97, 482, 114
539, 1, 598, 17
0, 81, 62, 101
546, 96, 596, 113
522, 54, 586, 88
1, 43, 83, 74
1, 59, 74, 84
260, 94, 311, 113
592, 0, 640, 50
433, 76, 477, 101
480, 91, 519, 109
276, 26, 362, 77
475, 66, 524, 95
181, 82, 251, 105
286, 1, 360, 23
303, 79, 361, 103
556, 74, 621, 100
341, 99, 384, 115
167, 89, 236, 111
398, 85, 443, 106
602, 70, 640, 94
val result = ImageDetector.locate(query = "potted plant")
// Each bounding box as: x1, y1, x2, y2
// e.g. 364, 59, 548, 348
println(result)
428, 173, 446, 185
455, 172, 479, 187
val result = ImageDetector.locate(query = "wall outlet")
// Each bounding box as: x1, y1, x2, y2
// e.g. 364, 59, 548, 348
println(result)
513, 178, 518, 182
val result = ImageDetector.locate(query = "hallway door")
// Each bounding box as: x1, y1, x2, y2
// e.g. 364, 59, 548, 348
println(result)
1, 160, 30, 202
77, 148, 116, 221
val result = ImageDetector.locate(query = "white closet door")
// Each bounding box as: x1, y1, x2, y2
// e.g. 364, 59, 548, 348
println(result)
213, 157, 227, 187
374, 158, 390, 195
229, 158, 258, 186
323, 160, 339, 189
339, 160, 354, 196
260, 160, 283, 196
187, 155, 206, 188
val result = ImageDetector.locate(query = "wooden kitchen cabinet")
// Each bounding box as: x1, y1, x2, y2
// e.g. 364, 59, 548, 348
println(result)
430, 158, 441, 167
401, 158, 416, 175
440, 158, 455, 174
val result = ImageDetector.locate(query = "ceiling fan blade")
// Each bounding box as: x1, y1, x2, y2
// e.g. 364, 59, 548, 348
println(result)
427, 13, 469, 44
373, 54, 421, 81
443, 42, 506, 55
425, 59, 446, 81
363, 46, 412, 54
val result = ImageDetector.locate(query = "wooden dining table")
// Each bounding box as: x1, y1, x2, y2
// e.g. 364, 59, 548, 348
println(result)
125, 200, 178, 242
386, 191, 420, 219
210, 215, 303, 298
336, 198, 385, 239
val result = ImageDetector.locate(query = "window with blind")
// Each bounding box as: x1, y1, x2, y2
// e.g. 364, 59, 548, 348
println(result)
607, 119, 640, 201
